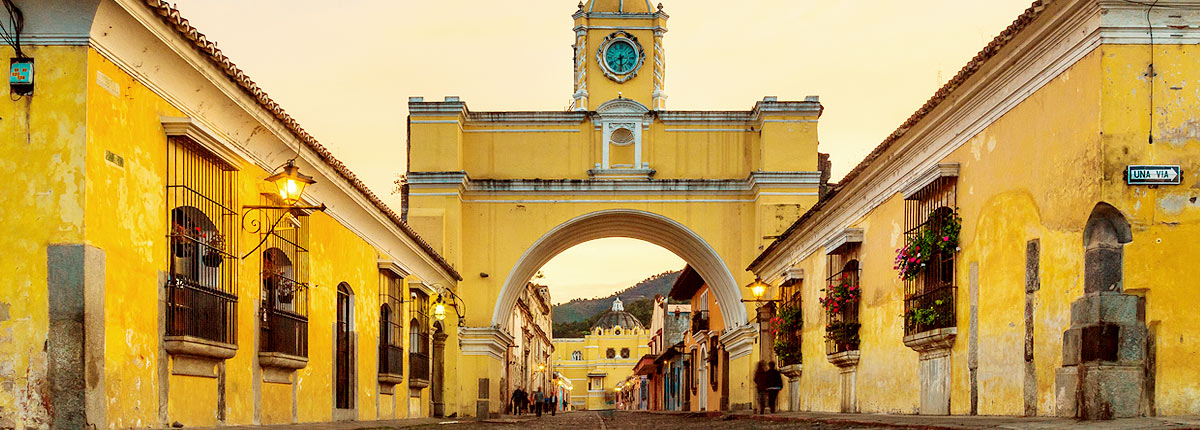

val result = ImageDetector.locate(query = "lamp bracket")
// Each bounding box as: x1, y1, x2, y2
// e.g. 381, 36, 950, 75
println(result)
239, 203, 327, 259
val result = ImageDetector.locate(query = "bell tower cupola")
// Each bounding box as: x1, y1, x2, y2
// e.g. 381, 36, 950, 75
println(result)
571, 1, 668, 111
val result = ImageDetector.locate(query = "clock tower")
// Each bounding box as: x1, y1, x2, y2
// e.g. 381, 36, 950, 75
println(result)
571, 0, 669, 111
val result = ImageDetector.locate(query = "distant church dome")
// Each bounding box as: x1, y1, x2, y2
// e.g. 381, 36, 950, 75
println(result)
591, 297, 645, 331
583, 0, 655, 14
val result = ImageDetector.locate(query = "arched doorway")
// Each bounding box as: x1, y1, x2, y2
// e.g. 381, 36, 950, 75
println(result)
335, 283, 354, 412
491, 209, 747, 330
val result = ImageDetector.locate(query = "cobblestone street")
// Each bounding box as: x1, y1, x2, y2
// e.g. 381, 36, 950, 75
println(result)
409, 411, 901, 430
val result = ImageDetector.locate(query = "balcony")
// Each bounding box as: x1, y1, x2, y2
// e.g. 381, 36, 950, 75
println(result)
691, 310, 709, 335
166, 277, 237, 346
409, 352, 430, 388
379, 343, 404, 385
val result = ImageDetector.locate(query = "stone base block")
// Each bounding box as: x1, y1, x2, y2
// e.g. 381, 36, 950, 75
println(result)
1056, 364, 1143, 420
1055, 367, 1078, 417
475, 400, 489, 419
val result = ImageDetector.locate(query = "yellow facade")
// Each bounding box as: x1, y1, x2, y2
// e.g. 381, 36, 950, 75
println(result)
553, 326, 649, 410
750, 0, 1200, 418
1, 1, 459, 428
406, 0, 824, 416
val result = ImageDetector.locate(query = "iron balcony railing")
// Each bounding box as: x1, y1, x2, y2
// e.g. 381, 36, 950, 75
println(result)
260, 275, 309, 358
409, 352, 430, 383
165, 276, 237, 344
691, 310, 709, 335
379, 343, 404, 376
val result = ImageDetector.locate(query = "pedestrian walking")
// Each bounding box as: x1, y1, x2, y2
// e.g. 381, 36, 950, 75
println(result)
511, 387, 526, 416
534, 388, 545, 417
766, 361, 784, 414
753, 360, 769, 414
548, 393, 557, 416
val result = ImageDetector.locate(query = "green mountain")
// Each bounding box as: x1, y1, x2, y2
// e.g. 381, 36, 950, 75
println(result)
551, 270, 680, 338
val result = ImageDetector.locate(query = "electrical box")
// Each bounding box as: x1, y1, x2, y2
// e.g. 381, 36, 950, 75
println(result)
10, 58, 33, 95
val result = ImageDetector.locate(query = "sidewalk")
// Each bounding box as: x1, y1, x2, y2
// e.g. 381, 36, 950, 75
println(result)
178, 417, 445, 430
722, 410, 1200, 429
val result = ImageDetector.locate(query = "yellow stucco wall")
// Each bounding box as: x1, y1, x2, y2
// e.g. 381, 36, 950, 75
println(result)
0, 45, 89, 429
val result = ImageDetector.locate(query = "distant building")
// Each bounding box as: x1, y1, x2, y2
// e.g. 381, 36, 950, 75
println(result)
668, 265, 728, 412
553, 298, 649, 410
635, 295, 690, 410
504, 283, 554, 410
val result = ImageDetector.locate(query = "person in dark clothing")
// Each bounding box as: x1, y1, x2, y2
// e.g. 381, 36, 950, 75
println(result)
765, 361, 784, 413
511, 387, 526, 415
753, 360, 770, 414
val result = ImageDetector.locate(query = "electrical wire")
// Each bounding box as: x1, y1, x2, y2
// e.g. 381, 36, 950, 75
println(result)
1146, 0, 1158, 144
0, 0, 24, 59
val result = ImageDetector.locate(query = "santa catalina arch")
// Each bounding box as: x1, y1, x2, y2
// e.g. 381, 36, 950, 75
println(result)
404, 0, 826, 416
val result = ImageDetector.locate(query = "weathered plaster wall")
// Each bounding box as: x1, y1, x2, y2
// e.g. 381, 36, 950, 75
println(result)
0, 45, 89, 429
1099, 44, 1200, 416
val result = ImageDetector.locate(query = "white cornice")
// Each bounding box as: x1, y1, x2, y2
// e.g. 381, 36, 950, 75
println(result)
377, 259, 410, 278
406, 171, 820, 196
900, 163, 960, 199
824, 228, 864, 256
717, 324, 757, 361
160, 116, 253, 169
461, 327, 515, 361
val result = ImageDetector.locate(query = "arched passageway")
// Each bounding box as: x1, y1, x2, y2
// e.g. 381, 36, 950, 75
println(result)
490, 209, 748, 330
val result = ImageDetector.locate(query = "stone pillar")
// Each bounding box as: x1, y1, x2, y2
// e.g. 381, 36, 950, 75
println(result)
432, 330, 448, 417
780, 364, 802, 412
1055, 203, 1146, 420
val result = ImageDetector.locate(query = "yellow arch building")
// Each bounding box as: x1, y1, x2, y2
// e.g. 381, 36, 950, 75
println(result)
405, 0, 826, 416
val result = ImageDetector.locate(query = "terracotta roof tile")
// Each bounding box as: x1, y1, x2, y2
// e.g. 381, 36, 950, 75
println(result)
141, 0, 461, 281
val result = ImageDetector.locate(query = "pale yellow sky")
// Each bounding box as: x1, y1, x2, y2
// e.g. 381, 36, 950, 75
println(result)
171, 0, 1032, 303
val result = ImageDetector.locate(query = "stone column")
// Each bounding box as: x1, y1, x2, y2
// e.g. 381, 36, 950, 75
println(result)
432, 330, 448, 418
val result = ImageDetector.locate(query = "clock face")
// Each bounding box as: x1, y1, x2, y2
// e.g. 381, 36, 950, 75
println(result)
604, 40, 639, 75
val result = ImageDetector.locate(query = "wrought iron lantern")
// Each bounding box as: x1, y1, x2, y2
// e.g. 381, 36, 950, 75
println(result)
741, 277, 776, 303
265, 159, 316, 205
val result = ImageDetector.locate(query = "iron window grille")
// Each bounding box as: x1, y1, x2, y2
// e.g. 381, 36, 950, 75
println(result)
259, 208, 311, 358
775, 278, 802, 366
379, 273, 404, 376
607, 348, 616, 359
165, 137, 239, 346
708, 336, 719, 390
903, 176, 958, 336
825, 250, 861, 355
409, 290, 431, 382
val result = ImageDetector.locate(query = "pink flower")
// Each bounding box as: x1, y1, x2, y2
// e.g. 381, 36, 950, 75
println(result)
942, 236, 949, 242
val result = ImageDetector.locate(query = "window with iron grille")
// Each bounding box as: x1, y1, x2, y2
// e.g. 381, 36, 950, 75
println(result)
259, 209, 310, 358
165, 137, 238, 346
825, 249, 861, 355
379, 273, 404, 376
409, 289, 430, 382
903, 176, 958, 336
774, 278, 802, 366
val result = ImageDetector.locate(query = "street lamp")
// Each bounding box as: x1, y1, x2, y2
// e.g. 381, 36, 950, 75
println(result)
740, 277, 777, 303
264, 159, 316, 205
240, 159, 327, 259
433, 300, 447, 322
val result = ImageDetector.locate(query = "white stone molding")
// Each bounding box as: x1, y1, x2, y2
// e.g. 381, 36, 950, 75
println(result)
903, 327, 957, 356
783, 268, 805, 282
824, 228, 864, 256
491, 209, 748, 329
719, 324, 757, 360
900, 163, 960, 200
460, 327, 515, 361
595, 31, 647, 83
652, 28, 667, 110
827, 350, 861, 369
377, 259, 411, 278
160, 116, 252, 169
